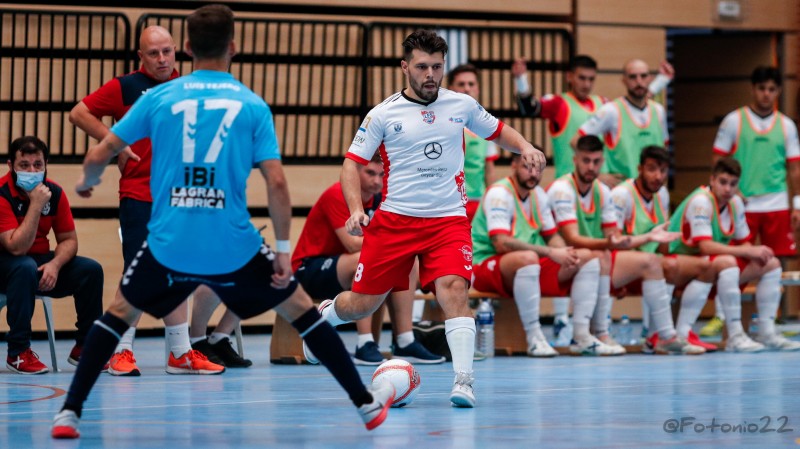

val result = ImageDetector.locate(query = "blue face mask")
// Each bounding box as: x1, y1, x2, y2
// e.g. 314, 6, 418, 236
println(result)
15, 170, 44, 192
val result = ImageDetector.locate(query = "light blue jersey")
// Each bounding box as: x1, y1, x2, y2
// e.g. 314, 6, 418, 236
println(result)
111, 70, 280, 274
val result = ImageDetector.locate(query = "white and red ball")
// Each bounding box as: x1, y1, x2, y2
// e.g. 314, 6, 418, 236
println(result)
371, 359, 421, 408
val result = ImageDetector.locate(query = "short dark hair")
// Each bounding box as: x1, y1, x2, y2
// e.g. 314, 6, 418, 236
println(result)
576, 135, 603, 153
712, 157, 741, 178
569, 55, 597, 72
447, 63, 478, 87
751, 66, 781, 86
9, 136, 48, 164
402, 30, 448, 62
187, 4, 234, 59
639, 145, 670, 166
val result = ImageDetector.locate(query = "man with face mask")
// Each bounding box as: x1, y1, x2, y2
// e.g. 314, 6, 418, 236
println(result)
0, 136, 103, 374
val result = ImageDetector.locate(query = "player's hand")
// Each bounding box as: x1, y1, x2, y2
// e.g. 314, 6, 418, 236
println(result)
658, 60, 675, 79
75, 173, 98, 198
37, 262, 59, 291
609, 234, 632, 250
550, 246, 579, 269
270, 252, 293, 289
791, 209, 800, 232
748, 245, 774, 266
346, 211, 370, 236
647, 222, 681, 243
117, 146, 140, 172
511, 57, 528, 78
27, 183, 52, 210
521, 145, 546, 176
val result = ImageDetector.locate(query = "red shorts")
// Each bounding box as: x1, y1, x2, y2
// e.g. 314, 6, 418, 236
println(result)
472, 254, 571, 297
745, 210, 796, 257
609, 250, 641, 296
466, 200, 480, 223
353, 210, 473, 294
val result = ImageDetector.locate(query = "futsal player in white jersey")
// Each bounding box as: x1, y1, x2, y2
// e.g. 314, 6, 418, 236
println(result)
305, 29, 546, 408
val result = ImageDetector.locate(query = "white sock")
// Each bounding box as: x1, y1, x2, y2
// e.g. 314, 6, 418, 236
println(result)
396, 331, 414, 348
115, 327, 135, 353
717, 267, 744, 336
321, 294, 349, 327
513, 265, 542, 341
190, 336, 205, 344
553, 296, 570, 319
715, 294, 725, 320
357, 333, 375, 349
591, 275, 612, 336
642, 279, 676, 339
165, 322, 192, 357
208, 332, 228, 345
641, 296, 650, 332
445, 317, 475, 374
570, 259, 600, 341
675, 280, 713, 337
756, 267, 782, 338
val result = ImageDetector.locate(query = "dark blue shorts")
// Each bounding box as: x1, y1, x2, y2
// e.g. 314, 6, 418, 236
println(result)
119, 198, 151, 270
294, 255, 345, 300
120, 241, 298, 320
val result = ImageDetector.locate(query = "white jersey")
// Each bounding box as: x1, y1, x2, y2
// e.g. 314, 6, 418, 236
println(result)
347, 88, 502, 217
579, 97, 669, 147
547, 176, 617, 228
712, 107, 800, 212
683, 193, 750, 243
610, 183, 670, 230
483, 184, 557, 237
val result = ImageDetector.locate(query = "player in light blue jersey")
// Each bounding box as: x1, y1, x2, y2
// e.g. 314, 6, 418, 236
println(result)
51, 5, 395, 440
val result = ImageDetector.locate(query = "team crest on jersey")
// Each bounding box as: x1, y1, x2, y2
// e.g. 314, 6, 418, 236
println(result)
393, 122, 403, 133
41, 202, 50, 216
449, 117, 463, 123
459, 245, 473, 262
421, 110, 435, 124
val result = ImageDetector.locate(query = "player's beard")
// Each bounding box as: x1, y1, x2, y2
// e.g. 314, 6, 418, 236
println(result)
576, 169, 597, 185
410, 77, 440, 102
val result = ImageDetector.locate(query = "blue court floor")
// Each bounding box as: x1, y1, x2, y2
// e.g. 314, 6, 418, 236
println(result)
2, 325, 800, 449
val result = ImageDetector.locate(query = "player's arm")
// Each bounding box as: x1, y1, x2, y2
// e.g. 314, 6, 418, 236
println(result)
341, 158, 369, 236
0, 186, 50, 256
76, 132, 129, 197
559, 222, 612, 250
38, 229, 78, 292
511, 57, 541, 117
334, 227, 363, 253
492, 233, 578, 266
69, 101, 110, 141
785, 120, 800, 231
697, 239, 773, 264
259, 159, 291, 245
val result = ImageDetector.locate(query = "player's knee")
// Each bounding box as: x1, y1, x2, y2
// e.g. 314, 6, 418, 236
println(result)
642, 253, 663, 276
766, 257, 781, 271
712, 255, 737, 271
661, 256, 678, 279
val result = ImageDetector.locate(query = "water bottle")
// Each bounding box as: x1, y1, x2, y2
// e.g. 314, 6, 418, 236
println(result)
615, 315, 633, 346
749, 313, 759, 338
475, 299, 495, 357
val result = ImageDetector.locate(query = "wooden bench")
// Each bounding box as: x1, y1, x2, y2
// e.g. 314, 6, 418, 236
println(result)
265, 272, 800, 363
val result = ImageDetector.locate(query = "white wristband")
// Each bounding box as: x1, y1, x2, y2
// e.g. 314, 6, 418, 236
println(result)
515, 75, 530, 96
648, 73, 671, 95
793, 195, 800, 210
275, 240, 291, 253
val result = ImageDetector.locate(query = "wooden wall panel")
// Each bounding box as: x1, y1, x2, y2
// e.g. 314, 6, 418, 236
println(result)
673, 35, 773, 79
578, 0, 798, 32
672, 127, 717, 168
673, 80, 752, 124
577, 26, 666, 72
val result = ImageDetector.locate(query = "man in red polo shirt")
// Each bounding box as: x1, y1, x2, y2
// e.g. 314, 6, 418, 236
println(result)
69, 26, 232, 375
0, 136, 103, 374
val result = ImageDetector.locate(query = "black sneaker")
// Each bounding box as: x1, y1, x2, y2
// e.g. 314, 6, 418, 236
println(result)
210, 337, 253, 368
354, 341, 386, 366
392, 340, 445, 364
191, 339, 226, 366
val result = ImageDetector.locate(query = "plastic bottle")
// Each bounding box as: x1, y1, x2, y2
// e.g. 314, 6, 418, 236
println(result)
749, 313, 759, 338
475, 299, 495, 357
616, 315, 633, 346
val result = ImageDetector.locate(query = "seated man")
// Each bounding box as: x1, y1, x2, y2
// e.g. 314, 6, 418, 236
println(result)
610, 145, 717, 352
471, 153, 620, 356
0, 136, 103, 374
548, 135, 704, 355
669, 158, 800, 352
292, 154, 444, 365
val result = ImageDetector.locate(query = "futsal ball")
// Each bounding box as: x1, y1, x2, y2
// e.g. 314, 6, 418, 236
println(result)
371, 359, 421, 408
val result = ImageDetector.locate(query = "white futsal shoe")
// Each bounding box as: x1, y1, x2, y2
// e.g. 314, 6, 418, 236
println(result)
725, 333, 766, 353
358, 380, 395, 431
527, 328, 558, 357
755, 333, 800, 351
450, 371, 476, 408
51, 409, 80, 439
569, 335, 625, 356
